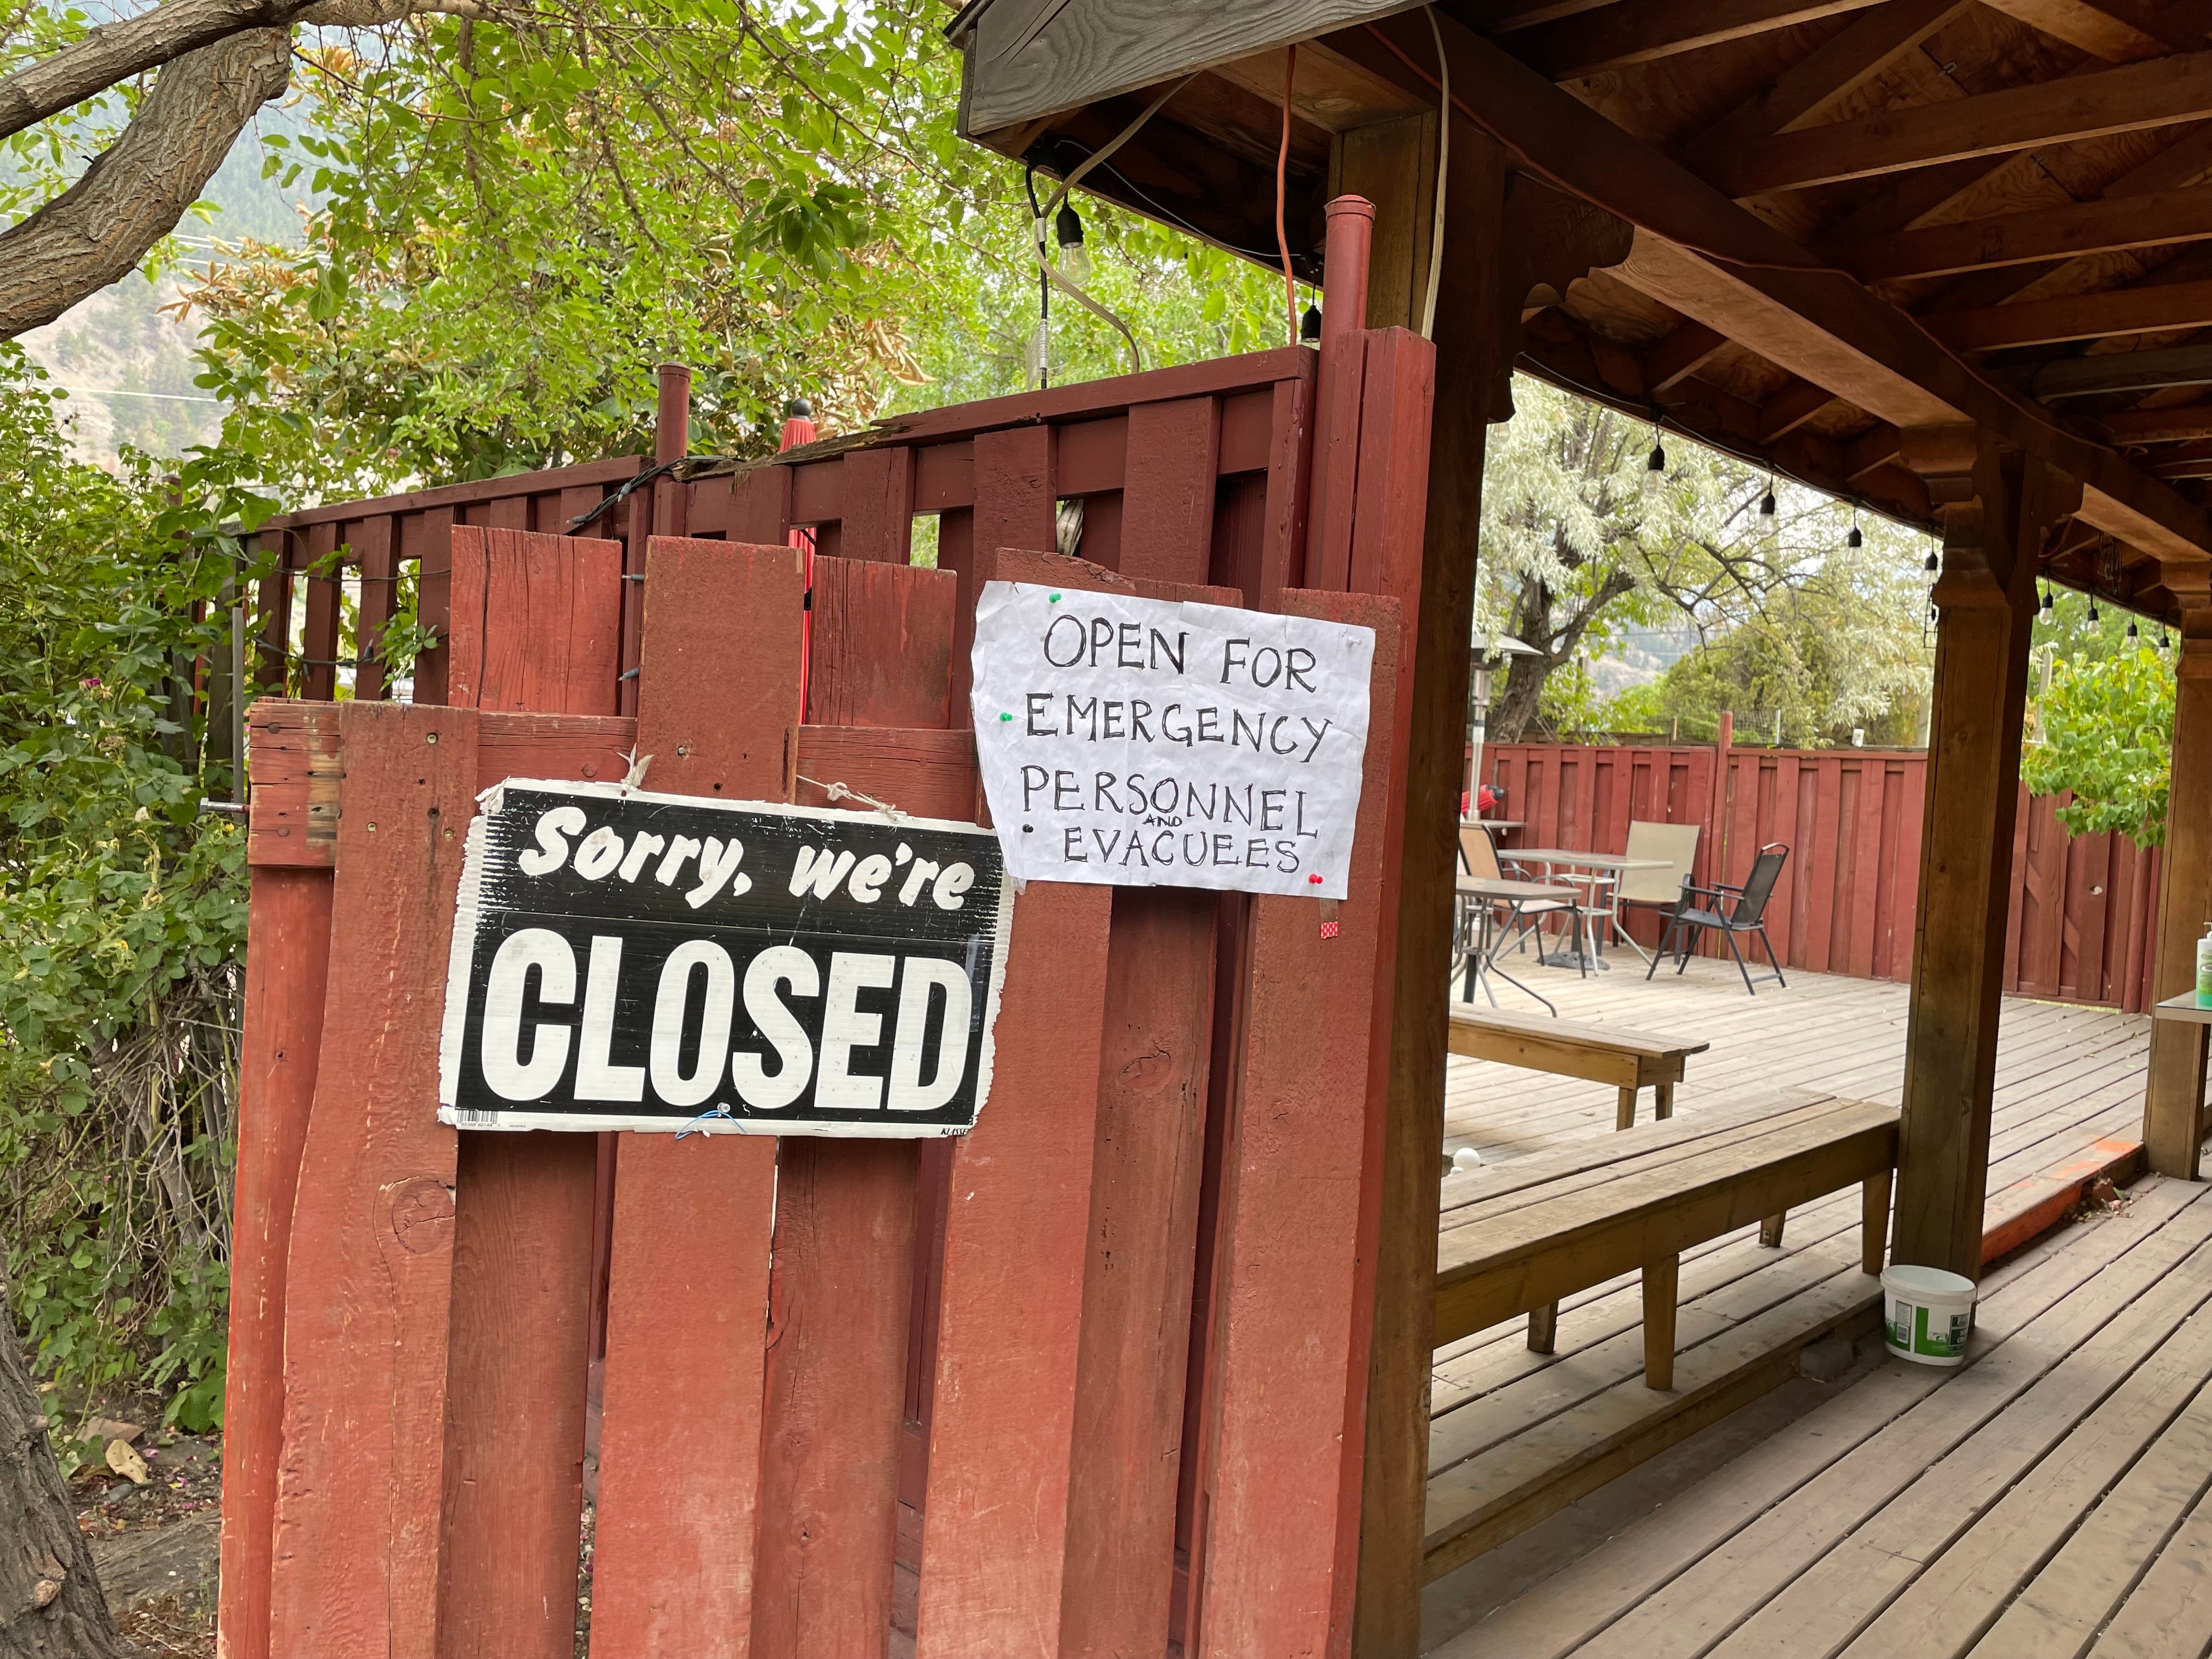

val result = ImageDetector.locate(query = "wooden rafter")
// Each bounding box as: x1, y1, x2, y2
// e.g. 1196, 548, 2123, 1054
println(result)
1892, 123, 2212, 330
1642, 320, 1729, 392
1455, 0, 1620, 32
1758, 377, 1839, 441
1845, 183, 2212, 281
1975, 0, 2185, 63
2103, 406, 2212, 443
1689, 51, 2212, 196
2149, 441, 2212, 478
1688, 0, 1970, 150
2030, 343, 2212, 398
1516, 0, 1886, 81
1329, 12, 2212, 567
1925, 279, 2212, 350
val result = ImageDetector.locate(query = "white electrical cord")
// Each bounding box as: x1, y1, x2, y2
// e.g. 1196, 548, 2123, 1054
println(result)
1421, 5, 1448, 341
1027, 75, 1197, 377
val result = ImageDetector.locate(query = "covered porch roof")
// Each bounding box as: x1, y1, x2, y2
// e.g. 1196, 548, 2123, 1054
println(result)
950, 0, 2212, 621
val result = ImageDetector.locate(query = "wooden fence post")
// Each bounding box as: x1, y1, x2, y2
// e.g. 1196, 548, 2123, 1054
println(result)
2144, 595, 2212, 1175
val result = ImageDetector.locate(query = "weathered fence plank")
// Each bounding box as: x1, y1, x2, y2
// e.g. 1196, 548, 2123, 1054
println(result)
268, 701, 478, 1658
437, 527, 620, 1659
217, 865, 332, 1659
749, 555, 949, 1659
588, 537, 805, 1659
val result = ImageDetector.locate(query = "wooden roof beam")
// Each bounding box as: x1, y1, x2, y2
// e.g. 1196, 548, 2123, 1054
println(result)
1329, 12, 2212, 568
1973, 0, 2194, 63
1925, 278, 2212, 350
1759, 377, 1841, 441
2103, 406, 2212, 443
1454, 0, 1620, 31
1643, 321, 1730, 392
1841, 182, 2212, 281
1688, 50, 2212, 196
2148, 441, 2212, 479
1688, 0, 1971, 150
1884, 122, 2212, 319
2030, 343, 2212, 398
1516, 0, 1888, 81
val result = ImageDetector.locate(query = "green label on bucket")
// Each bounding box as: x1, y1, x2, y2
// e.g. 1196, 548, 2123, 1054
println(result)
1889, 1301, 1970, 1358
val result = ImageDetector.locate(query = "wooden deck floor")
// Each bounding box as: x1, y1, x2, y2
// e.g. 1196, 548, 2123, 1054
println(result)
1426, 956, 2162, 1592
1434, 1173, 2212, 1658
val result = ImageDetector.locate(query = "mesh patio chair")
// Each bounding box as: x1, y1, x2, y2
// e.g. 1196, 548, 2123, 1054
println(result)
1650, 842, 1790, 995
1610, 820, 1701, 966
1459, 822, 1578, 967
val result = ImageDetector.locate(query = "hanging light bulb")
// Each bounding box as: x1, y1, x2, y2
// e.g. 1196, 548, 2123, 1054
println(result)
1923, 550, 1939, 574
2162, 626, 2173, 651
1300, 301, 1322, 344
1054, 203, 1089, 284
2088, 596, 2101, 623
1759, 483, 1778, 518
1643, 436, 1667, 495
1846, 517, 1863, 549
2040, 583, 2054, 616
2128, 618, 2141, 641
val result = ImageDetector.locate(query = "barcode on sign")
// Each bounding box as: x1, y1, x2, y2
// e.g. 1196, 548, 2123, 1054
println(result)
449, 1108, 504, 1129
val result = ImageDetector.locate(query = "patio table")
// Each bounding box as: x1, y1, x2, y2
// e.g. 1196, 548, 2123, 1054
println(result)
1499, 850, 1671, 972
1455, 874, 1578, 1014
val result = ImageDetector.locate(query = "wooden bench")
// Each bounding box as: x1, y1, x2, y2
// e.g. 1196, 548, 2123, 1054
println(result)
1448, 1006, 1710, 1131
1434, 1093, 1899, 1389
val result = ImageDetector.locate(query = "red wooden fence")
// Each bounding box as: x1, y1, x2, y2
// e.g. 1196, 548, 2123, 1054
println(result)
1485, 741, 2160, 1011
221, 330, 1439, 1659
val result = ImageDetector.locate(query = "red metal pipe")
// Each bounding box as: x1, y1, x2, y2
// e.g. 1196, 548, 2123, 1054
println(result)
1322, 194, 1375, 344
1306, 195, 1377, 590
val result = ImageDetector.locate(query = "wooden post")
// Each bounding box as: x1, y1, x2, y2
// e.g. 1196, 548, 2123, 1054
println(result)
1334, 114, 1632, 1652
1713, 709, 1734, 888
2143, 592, 2212, 1176
1893, 431, 2078, 1279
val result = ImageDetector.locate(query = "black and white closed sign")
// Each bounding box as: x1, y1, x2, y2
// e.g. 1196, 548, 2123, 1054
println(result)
436, 781, 1012, 1136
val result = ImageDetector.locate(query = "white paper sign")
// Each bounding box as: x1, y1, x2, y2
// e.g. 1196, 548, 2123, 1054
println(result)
969, 582, 1375, 898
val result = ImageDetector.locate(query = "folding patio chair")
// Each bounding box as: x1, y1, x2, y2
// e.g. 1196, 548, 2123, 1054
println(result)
1610, 820, 1701, 966
1650, 843, 1790, 995
1460, 822, 1578, 967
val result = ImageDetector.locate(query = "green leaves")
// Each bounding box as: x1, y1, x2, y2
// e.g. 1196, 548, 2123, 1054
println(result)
166, 0, 1282, 500
0, 345, 244, 1430
2023, 645, 2175, 845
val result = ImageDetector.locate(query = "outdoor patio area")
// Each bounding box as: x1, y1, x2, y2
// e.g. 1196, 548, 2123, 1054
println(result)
1430, 1172, 2212, 1658
1425, 954, 2173, 1643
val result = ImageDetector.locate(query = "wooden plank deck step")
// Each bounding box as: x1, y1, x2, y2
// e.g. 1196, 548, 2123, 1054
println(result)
1430, 1177, 2212, 1658
1426, 958, 2177, 1594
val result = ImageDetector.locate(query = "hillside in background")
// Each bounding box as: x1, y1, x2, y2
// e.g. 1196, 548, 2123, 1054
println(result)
16, 110, 307, 466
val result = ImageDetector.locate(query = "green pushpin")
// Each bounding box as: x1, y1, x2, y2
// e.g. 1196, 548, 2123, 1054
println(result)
1048, 592, 1062, 603
1000, 712, 1014, 721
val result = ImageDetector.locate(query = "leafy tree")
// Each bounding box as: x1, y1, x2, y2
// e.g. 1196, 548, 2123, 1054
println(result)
1477, 375, 1937, 744
171, 0, 1284, 500
1601, 542, 1934, 747
0, 346, 244, 1428
2021, 591, 2176, 843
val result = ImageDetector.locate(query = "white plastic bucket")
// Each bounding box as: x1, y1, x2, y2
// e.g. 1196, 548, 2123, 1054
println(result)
1882, 1265, 1976, 1367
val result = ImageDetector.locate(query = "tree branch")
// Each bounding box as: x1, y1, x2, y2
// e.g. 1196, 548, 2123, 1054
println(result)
0, 0, 300, 143
0, 29, 290, 338
0, 0, 486, 145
